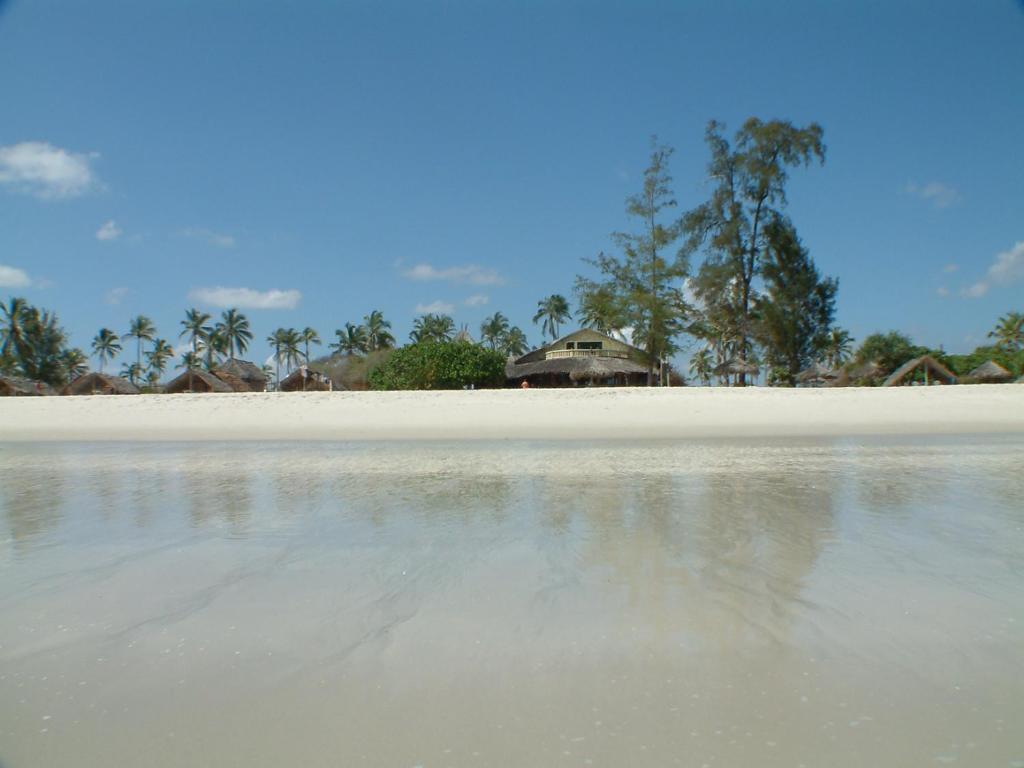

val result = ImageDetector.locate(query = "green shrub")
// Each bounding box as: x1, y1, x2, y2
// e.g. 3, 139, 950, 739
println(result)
368, 341, 506, 390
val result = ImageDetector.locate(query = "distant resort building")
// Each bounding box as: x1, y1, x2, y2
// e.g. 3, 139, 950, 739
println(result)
0, 375, 48, 396
164, 369, 235, 394
882, 355, 957, 387
63, 372, 139, 396
215, 359, 267, 392
506, 329, 656, 387
796, 362, 840, 388
966, 360, 1012, 384
279, 366, 332, 392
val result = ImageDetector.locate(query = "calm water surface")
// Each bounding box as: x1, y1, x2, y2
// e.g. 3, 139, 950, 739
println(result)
1, 438, 1022, 767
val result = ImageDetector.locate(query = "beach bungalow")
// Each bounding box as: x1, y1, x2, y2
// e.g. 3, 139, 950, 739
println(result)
796, 362, 840, 387
279, 366, 332, 392
882, 355, 957, 387
714, 357, 761, 386
966, 360, 1013, 384
63, 372, 140, 396
214, 359, 267, 392
0, 375, 48, 396
829, 360, 884, 387
163, 369, 234, 394
505, 329, 655, 387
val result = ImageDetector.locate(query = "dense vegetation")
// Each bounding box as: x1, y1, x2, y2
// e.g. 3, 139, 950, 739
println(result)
367, 341, 507, 391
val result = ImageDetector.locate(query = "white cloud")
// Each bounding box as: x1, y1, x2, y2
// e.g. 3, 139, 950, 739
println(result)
182, 228, 236, 249
188, 286, 301, 310
96, 220, 122, 241
942, 263, 958, 274
415, 300, 455, 315
0, 141, 97, 199
936, 286, 950, 298
905, 180, 959, 209
105, 287, 130, 305
0, 264, 32, 288
961, 240, 1024, 299
402, 263, 504, 286
463, 294, 489, 307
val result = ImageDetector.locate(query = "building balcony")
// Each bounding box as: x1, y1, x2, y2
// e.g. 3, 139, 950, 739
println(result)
544, 349, 630, 360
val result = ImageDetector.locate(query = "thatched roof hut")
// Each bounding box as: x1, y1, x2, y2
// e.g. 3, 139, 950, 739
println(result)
215, 359, 267, 392
0, 375, 48, 396
882, 356, 957, 387
966, 360, 1012, 383
163, 369, 234, 394
796, 362, 840, 387
279, 366, 332, 392
713, 358, 760, 385
63, 372, 140, 396
506, 329, 655, 387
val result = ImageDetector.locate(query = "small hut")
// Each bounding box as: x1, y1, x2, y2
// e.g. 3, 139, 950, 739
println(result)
796, 362, 840, 387
0, 375, 48, 396
279, 366, 332, 392
713, 358, 760, 386
163, 369, 234, 394
966, 360, 1013, 384
882, 356, 957, 387
215, 359, 267, 392
63, 372, 140, 396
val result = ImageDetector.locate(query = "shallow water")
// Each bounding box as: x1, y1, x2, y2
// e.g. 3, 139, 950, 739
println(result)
1, 437, 1022, 767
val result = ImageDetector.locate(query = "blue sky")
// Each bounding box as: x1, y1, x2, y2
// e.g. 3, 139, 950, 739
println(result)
2, 0, 1022, 371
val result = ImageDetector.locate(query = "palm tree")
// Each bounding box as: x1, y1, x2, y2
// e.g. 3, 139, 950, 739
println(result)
59, 348, 89, 384
501, 326, 529, 358
280, 328, 303, 373
179, 350, 200, 371
146, 338, 174, 384
363, 310, 395, 351
532, 294, 572, 341
120, 361, 143, 385
577, 285, 622, 335
0, 297, 29, 360
267, 329, 285, 388
480, 312, 510, 351
410, 314, 455, 344
204, 328, 228, 370
331, 323, 369, 356
989, 311, 1024, 352
300, 326, 321, 363
92, 328, 121, 373
180, 308, 212, 359
823, 328, 855, 369
124, 315, 157, 372
215, 308, 253, 359
689, 348, 713, 386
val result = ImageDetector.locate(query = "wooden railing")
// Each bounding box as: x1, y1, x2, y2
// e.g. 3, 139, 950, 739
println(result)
545, 349, 630, 360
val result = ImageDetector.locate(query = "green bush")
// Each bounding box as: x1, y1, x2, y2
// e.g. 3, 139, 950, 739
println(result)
368, 341, 507, 390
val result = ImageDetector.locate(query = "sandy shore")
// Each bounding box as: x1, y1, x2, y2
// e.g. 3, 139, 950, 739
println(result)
1, 384, 1021, 441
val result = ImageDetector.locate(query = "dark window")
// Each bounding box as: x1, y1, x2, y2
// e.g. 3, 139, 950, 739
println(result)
577, 341, 602, 350
565, 342, 575, 349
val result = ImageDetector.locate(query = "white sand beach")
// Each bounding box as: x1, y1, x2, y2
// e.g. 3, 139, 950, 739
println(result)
1, 384, 1021, 441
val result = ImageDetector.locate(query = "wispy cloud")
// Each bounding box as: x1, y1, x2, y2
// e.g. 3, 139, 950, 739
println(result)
905, 180, 960, 209
962, 240, 1024, 298
402, 263, 504, 286
0, 141, 98, 199
182, 228, 236, 249
105, 287, 130, 305
942, 263, 958, 274
188, 286, 301, 310
463, 294, 489, 307
415, 300, 455, 314
936, 286, 950, 298
0, 264, 32, 288
96, 220, 122, 241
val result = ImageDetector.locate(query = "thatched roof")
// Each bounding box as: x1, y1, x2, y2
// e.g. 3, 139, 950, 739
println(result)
507, 355, 649, 381
713, 358, 760, 377
280, 366, 332, 392
0, 375, 47, 396
63, 372, 140, 396
215, 359, 267, 390
967, 360, 1012, 383
848, 361, 883, 380
212, 371, 250, 392
797, 362, 839, 384
882, 355, 957, 387
163, 369, 234, 394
